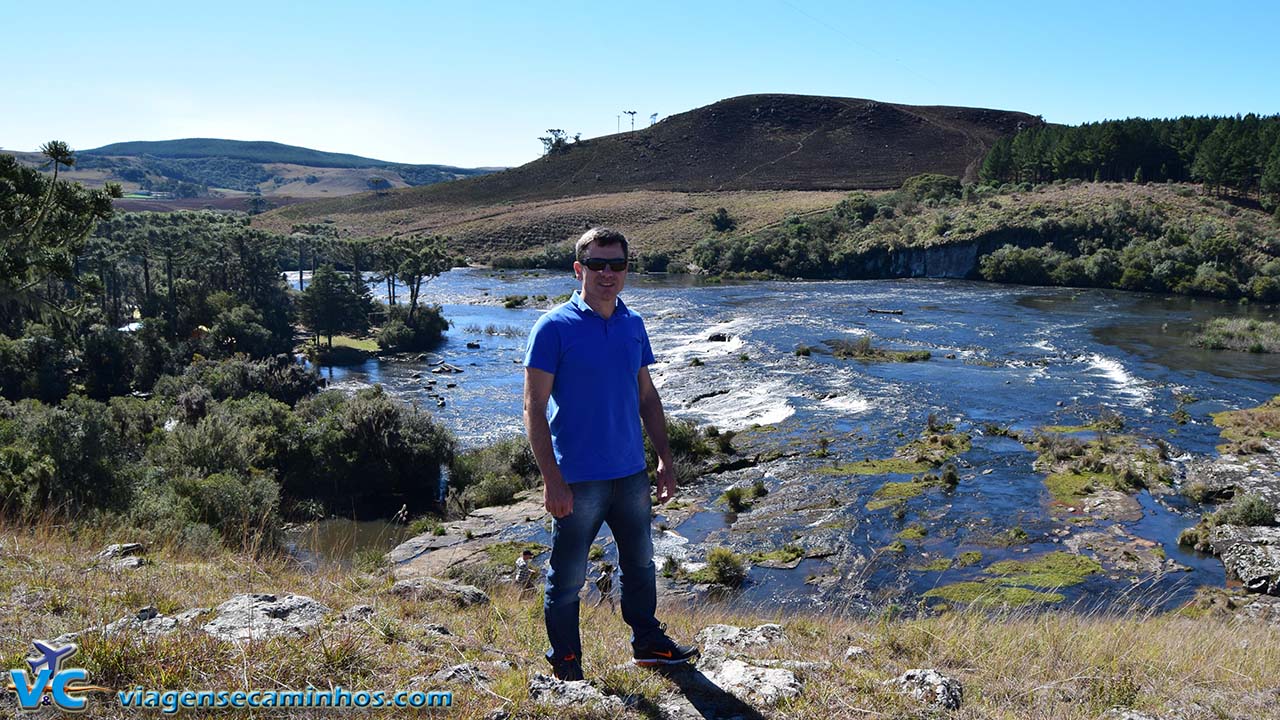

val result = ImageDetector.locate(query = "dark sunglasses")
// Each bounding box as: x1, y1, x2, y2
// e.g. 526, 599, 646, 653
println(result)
581, 257, 629, 272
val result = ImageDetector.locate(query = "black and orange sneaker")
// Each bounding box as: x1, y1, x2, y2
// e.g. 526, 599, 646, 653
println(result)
631, 628, 699, 667
546, 651, 584, 681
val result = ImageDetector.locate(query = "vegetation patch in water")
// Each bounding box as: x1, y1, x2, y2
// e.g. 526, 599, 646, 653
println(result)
923, 581, 1064, 607
1045, 471, 1117, 502
824, 336, 931, 363
1028, 432, 1172, 495
985, 551, 1102, 588
912, 557, 952, 572
955, 551, 983, 567
748, 544, 805, 566
896, 524, 928, 540
1194, 318, 1280, 354
1211, 395, 1280, 454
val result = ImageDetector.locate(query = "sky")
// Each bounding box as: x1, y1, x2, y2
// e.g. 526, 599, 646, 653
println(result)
3, 0, 1278, 169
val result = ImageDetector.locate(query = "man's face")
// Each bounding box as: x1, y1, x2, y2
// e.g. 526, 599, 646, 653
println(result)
573, 241, 628, 307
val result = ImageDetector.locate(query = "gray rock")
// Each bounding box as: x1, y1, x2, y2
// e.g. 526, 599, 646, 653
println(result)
1209, 525, 1280, 595
695, 623, 787, 652
888, 668, 963, 711
430, 661, 515, 685
389, 577, 490, 606
96, 543, 144, 561
202, 593, 330, 642
843, 646, 869, 660
1101, 709, 1162, 720
697, 653, 803, 705
423, 623, 452, 636
339, 604, 376, 622
527, 673, 624, 712
55, 607, 209, 645
109, 556, 147, 570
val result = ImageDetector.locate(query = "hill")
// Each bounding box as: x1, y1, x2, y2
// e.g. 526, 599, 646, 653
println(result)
260, 94, 1039, 238
84, 138, 414, 168
3, 138, 498, 211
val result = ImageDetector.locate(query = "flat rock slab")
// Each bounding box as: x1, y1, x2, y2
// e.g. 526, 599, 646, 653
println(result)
55, 606, 210, 645
389, 576, 490, 606
527, 673, 625, 713
887, 668, 963, 711
388, 493, 544, 570
1184, 442, 1280, 511
1065, 525, 1189, 577
96, 543, 144, 561
696, 624, 788, 652
202, 593, 330, 642
1210, 525, 1280, 595
697, 655, 803, 705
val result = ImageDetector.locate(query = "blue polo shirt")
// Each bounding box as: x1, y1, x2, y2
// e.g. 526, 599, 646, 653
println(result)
524, 291, 656, 483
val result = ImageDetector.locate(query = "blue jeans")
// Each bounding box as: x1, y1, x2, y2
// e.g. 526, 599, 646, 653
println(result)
544, 470, 660, 660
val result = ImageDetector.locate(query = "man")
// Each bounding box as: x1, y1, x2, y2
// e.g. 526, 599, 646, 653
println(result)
523, 227, 699, 682
514, 549, 536, 591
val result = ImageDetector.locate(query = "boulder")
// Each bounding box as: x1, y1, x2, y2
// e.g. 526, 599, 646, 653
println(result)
526, 673, 624, 713
696, 624, 788, 652
389, 577, 490, 606
1209, 525, 1280, 595
697, 654, 803, 705
202, 593, 330, 642
887, 668, 963, 711
843, 646, 869, 660
96, 543, 144, 561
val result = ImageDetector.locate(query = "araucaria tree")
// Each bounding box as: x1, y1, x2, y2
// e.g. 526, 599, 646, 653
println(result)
298, 264, 372, 347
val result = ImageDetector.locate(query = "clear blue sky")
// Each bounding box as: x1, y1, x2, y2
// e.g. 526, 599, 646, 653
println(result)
3, 0, 1278, 168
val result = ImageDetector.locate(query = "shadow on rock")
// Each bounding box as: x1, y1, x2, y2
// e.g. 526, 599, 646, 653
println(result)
656, 664, 768, 720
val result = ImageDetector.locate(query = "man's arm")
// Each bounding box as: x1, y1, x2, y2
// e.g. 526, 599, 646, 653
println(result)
524, 367, 573, 517
637, 367, 677, 501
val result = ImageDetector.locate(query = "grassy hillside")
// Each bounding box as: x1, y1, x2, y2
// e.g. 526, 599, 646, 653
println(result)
2, 520, 1276, 719
84, 138, 412, 168
264, 94, 1039, 225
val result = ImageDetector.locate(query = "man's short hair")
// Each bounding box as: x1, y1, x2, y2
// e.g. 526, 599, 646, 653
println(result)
575, 227, 628, 261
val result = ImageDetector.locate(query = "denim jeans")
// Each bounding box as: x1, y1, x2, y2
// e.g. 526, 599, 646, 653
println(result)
544, 470, 660, 660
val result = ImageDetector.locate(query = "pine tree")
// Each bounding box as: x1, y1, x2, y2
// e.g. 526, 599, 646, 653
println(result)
298, 265, 372, 348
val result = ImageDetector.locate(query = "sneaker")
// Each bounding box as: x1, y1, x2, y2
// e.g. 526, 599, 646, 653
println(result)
547, 652, 584, 681
631, 627, 699, 667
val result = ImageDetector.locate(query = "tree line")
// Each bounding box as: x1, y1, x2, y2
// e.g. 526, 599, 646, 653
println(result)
1, 143, 467, 549
980, 115, 1280, 207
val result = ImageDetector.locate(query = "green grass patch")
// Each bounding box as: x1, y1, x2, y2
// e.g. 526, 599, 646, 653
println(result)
985, 551, 1102, 588
1194, 318, 1280, 353
748, 544, 805, 565
482, 541, 549, 568
912, 557, 952, 572
924, 580, 1065, 607
896, 524, 927, 540
1211, 395, 1280, 453
328, 335, 379, 352
955, 551, 983, 567
1045, 472, 1101, 501
825, 337, 931, 363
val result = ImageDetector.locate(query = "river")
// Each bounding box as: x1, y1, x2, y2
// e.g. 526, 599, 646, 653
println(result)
289, 269, 1279, 611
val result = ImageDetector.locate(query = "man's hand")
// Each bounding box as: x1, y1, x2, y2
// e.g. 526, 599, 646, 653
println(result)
655, 457, 677, 503
544, 475, 574, 518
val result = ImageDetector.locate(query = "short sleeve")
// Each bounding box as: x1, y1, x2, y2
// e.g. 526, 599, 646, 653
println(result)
638, 319, 656, 367
524, 314, 561, 374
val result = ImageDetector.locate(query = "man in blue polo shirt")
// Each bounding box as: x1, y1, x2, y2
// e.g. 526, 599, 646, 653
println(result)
523, 227, 699, 682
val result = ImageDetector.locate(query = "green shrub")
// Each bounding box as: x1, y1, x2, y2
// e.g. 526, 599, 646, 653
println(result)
700, 547, 746, 587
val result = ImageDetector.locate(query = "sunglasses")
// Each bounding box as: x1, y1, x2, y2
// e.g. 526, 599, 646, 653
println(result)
581, 257, 629, 272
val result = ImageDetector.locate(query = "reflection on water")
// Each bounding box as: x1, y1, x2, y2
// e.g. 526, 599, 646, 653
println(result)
286, 518, 414, 571
294, 269, 1278, 608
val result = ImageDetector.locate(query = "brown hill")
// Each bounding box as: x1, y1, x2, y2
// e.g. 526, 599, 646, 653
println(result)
257, 94, 1040, 257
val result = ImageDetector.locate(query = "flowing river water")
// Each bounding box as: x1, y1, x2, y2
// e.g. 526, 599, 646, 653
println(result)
290, 269, 1279, 612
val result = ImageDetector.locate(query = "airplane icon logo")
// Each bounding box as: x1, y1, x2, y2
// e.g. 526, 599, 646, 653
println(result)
27, 640, 77, 675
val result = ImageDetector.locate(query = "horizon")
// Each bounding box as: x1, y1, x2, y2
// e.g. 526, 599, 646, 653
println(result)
4, 1, 1279, 168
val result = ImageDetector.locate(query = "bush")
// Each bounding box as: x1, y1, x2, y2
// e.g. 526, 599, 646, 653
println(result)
709, 207, 737, 232
376, 304, 448, 352
702, 546, 746, 587
1213, 494, 1278, 527
449, 436, 538, 500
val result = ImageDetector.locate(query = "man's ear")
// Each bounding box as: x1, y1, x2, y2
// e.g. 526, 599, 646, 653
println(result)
573, 261, 583, 281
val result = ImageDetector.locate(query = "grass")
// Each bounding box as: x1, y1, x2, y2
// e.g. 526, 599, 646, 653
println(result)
3, 520, 1280, 719
747, 544, 805, 566
1211, 395, 1280, 453
824, 336, 931, 363
1194, 318, 1280, 353
327, 334, 380, 352
985, 552, 1102, 588
923, 581, 1065, 607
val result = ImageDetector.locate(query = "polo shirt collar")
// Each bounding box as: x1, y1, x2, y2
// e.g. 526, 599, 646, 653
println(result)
569, 290, 627, 318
